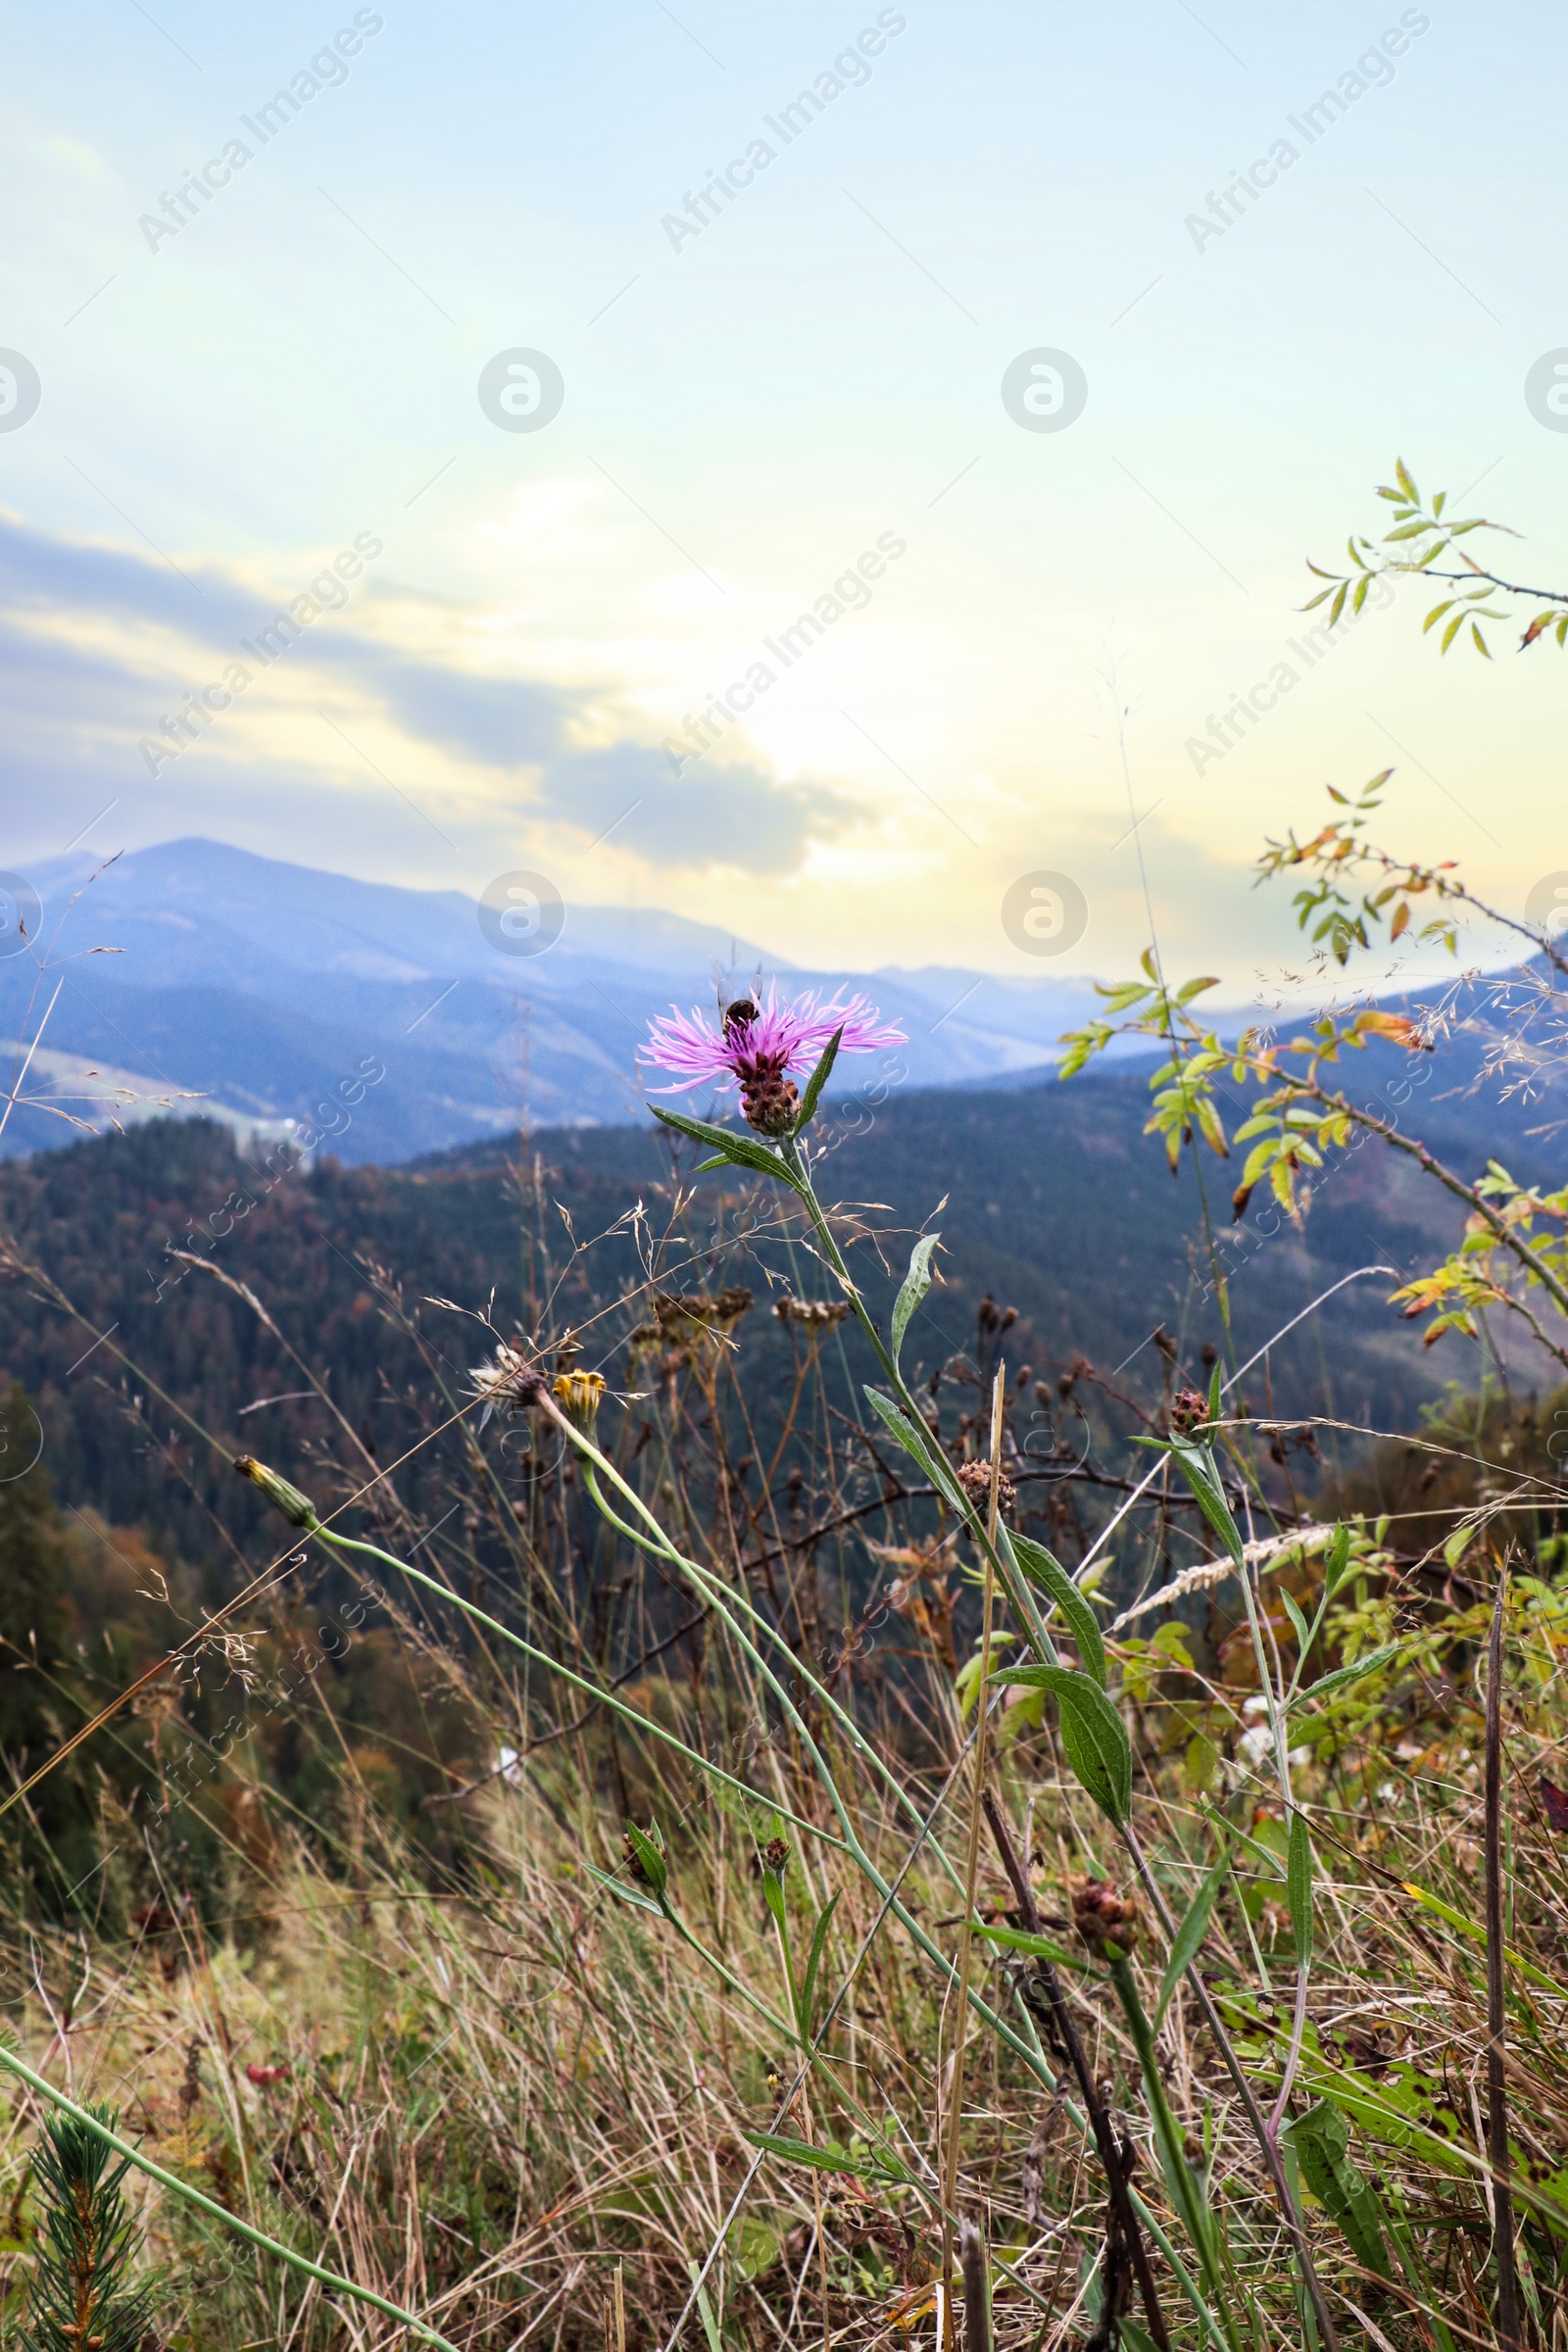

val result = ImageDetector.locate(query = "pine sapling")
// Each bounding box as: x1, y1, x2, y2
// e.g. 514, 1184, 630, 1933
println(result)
22, 2101, 160, 2352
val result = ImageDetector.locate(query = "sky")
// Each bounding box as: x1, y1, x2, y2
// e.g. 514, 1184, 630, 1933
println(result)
2, 0, 1564, 999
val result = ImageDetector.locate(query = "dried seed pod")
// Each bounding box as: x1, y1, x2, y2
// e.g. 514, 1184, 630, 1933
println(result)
956, 1458, 1015, 1518
1070, 1874, 1140, 1957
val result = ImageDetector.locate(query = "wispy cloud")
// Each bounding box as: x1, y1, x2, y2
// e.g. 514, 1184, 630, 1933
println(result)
0, 512, 866, 876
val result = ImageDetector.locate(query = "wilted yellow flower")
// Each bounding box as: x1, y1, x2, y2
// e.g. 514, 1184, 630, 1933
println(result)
553, 1371, 606, 1433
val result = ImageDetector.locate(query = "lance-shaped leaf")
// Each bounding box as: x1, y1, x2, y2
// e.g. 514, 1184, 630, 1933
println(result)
1008, 1532, 1105, 1689
1155, 1840, 1231, 2028
791, 1025, 843, 1135
1287, 1811, 1314, 1965
797, 1890, 840, 2037
994, 1665, 1132, 1826
891, 1233, 940, 1372
624, 1820, 668, 1901
974, 1921, 1098, 1975
583, 1862, 663, 1917
1284, 2101, 1393, 2280
1165, 1436, 1247, 1568
744, 2131, 907, 2184
863, 1387, 967, 1512
1283, 1640, 1402, 1712
651, 1106, 807, 1196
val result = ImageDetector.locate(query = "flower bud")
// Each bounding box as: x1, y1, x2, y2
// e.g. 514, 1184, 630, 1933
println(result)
1169, 1389, 1209, 1436
760, 1835, 790, 1875
234, 1456, 319, 1530
552, 1370, 606, 1434
1070, 1874, 1139, 1957
623, 1820, 667, 1895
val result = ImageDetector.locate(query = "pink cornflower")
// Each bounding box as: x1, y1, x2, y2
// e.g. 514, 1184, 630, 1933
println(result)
642, 984, 906, 1136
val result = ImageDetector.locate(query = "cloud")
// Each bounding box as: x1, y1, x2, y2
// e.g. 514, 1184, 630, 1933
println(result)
539, 743, 865, 870
0, 510, 867, 875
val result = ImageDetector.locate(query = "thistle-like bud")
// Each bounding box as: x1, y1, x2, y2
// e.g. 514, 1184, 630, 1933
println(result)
1169, 1389, 1209, 1437
741, 1067, 801, 1136
552, 1370, 606, 1434
1070, 1875, 1139, 1958
760, 1835, 790, 1875
234, 1455, 319, 1530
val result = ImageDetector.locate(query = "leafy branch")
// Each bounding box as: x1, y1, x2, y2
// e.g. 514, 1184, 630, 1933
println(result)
1305, 455, 1568, 657
1059, 778, 1568, 1369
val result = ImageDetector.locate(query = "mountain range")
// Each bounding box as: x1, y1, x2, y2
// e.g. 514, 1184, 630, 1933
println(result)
0, 839, 1130, 1160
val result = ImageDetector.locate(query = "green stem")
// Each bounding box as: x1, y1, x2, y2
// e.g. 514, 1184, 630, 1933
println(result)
1106, 1949, 1236, 2344
781, 1153, 1060, 1663
319, 1523, 1057, 2093
314, 1528, 845, 1854
567, 1438, 972, 1901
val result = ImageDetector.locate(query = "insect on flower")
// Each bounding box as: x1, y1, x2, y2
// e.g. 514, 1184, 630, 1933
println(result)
640, 985, 906, 1137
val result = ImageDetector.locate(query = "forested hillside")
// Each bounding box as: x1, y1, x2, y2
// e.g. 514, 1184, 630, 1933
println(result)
0, 1038, 1522, 1590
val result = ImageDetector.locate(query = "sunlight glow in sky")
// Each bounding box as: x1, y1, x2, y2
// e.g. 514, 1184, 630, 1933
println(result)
2, 1, 1563, 993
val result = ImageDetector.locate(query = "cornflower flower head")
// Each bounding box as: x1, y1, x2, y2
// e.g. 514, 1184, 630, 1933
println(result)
641, 984, 905, 1137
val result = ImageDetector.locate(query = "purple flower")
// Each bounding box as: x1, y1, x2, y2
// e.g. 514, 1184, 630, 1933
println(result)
641, 984, 906, 1136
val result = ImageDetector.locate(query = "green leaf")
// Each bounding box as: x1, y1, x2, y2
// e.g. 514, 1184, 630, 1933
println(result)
1155, 1841, 1231, 2028
891, 1233, 941, 1372
760, 1864, 786, 1936
862, 1387, 965, 1510
993, 1666, 1131, 1826
581, 1862, 664, 1915
1284, 2101, 1393, 2280
1394, 457, 1418, 504
1008, 1533, 1106, 1689
729, 2218, 782, 2283
743, 2132, 864, 2178
798, 1891, 840, 2038
1205, 1358, 1223, 1429
1166, 1438, 1246, 1568
688, 2264, 723, 2352
974, 1921, 1097, 1974
792, 1025, 843, 1135
1285, 1641, 1402, 1713
651, 1106, 806, 1195
624, 1820, 668, 1900
1281, 1590, 1310, 1656
1287, 1812, 1314, 1965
